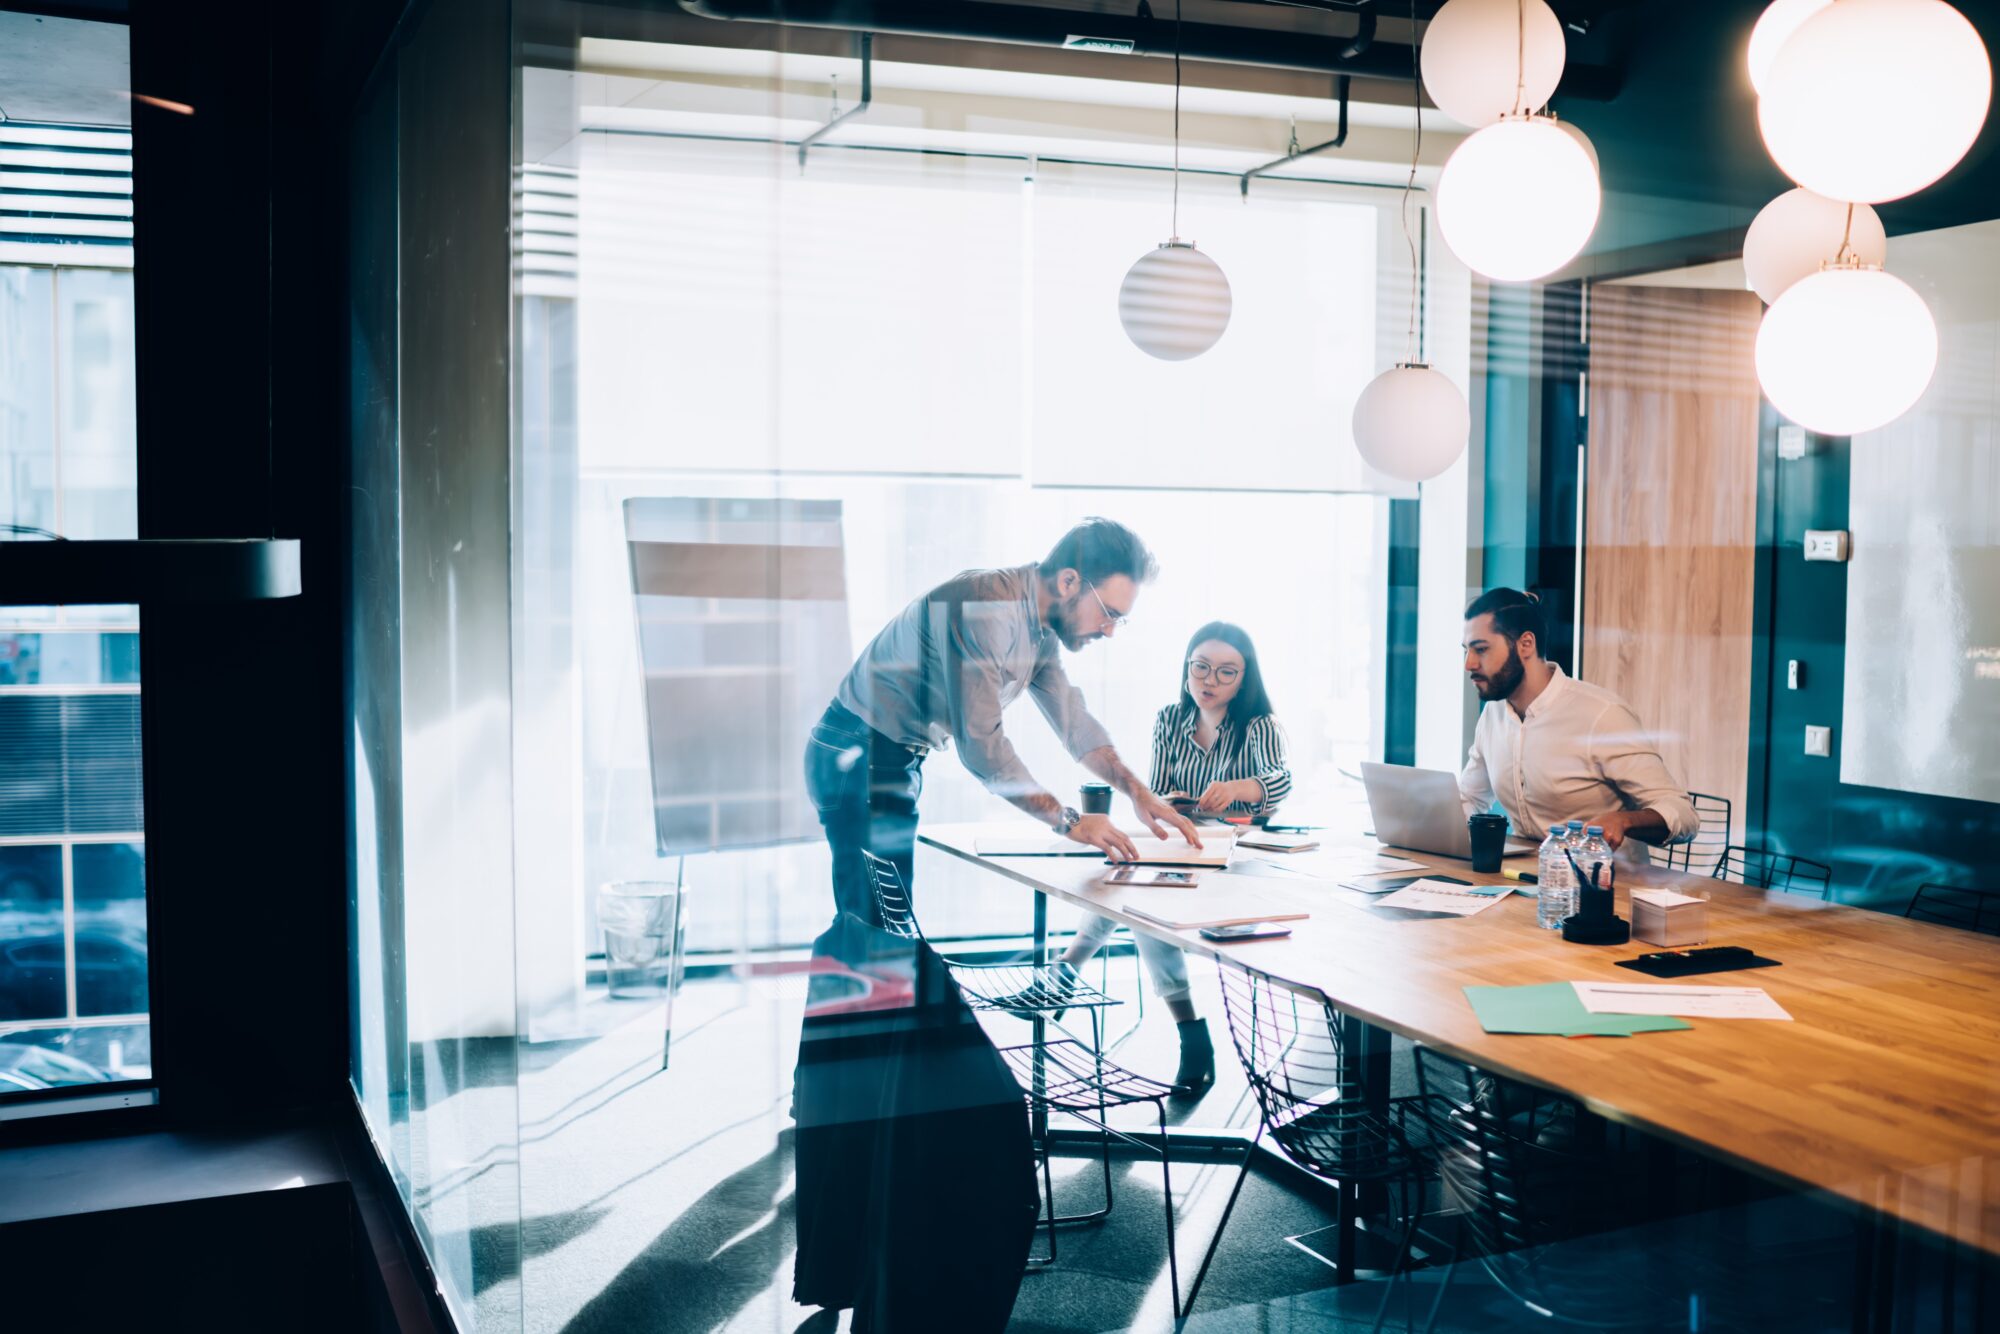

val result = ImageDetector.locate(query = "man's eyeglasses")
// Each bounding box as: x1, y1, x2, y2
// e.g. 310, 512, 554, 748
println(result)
1187, 659, 1241, 685
1084, 578, 1128, 632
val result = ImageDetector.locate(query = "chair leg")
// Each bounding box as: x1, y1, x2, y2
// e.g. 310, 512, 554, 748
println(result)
1156, 1098, 1183, 1321
1028, 1129, 1059, 1267
1418, 1218, 1463, 1334
1367, 1177, 1424, 1334
1338, 1178, 1357, 1281
1178, 1117, 1264, 1321
1094, 1008, 1115, 1221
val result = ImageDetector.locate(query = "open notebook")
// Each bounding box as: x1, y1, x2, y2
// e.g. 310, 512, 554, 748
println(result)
974, 830, 1236, 868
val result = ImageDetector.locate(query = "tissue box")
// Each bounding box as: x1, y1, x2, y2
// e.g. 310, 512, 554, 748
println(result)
1632, 888, 1708, 948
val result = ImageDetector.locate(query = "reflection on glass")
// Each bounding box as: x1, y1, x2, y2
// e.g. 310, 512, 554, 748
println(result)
0, 631, 141, 684
55, 268, 138, 542
0, 266, 57, 545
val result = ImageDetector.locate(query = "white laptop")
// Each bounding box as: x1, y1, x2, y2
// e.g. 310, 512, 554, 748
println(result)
1358, 762, 1540, 861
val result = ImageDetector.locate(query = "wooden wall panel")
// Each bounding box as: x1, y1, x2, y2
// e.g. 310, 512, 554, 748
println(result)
1582, 285, 1761, 832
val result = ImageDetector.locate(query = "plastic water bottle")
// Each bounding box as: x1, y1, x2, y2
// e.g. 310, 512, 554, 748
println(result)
1579, 825, 1613, 898
1536, 825, 1573, 929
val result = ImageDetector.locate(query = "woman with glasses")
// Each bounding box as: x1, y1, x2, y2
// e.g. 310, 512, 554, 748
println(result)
1056, 620, 1290, 1095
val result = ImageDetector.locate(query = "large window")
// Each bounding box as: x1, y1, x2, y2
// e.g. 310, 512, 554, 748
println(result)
0, 117, 148, 1098
0, 14, 144, 1101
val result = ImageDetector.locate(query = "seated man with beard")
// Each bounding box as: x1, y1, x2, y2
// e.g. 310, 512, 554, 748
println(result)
1457, 588, 1698, 858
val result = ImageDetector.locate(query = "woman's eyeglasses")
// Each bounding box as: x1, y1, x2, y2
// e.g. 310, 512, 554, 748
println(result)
1187, 659, 1241, 685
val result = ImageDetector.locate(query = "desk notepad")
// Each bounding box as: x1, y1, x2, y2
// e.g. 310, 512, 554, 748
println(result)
975, 831, 1236, 867
1463, 983, 1692, 1038
1374, 877, 1511, 916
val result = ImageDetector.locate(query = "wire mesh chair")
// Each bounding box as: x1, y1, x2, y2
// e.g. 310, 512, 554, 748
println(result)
1905, 882, 2000, 936
861, 850, 1119, 1017
992, 1036, 1196, 1305
1412, 1046, 1693, 1330
1650, 791, 1732, 876
860, 850, 1132, 1245
1180, 961, 1425, 1323
1711, 845, 1834, 900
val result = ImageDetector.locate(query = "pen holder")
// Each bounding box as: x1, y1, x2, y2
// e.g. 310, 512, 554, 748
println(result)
1561, 851, 1630, 945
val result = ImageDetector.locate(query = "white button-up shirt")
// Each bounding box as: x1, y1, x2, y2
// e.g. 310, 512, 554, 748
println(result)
1457, 665, 1698, 857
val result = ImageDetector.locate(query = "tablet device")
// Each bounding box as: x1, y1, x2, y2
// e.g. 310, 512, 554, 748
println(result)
1198, 921, 1295, 942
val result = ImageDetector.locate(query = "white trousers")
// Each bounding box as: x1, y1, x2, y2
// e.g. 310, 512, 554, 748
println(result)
1069, 911, 1191, 1003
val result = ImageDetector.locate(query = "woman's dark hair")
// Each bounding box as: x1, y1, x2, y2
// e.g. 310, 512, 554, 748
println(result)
1176, 621, 1276, 753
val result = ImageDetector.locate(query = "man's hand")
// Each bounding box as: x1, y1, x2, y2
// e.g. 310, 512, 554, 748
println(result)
1589, 811, 1634, 850
1131, 789, 1202, 846
1196, 779, 1259, 813
1066, 813, 1139, 862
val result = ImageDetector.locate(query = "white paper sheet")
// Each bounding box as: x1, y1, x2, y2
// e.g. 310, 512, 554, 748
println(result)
1372, 878, 1512, 916
1571, 982, 1793, 1021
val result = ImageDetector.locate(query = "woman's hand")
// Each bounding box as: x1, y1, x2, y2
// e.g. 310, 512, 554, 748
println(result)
1196, 779, 1259, 813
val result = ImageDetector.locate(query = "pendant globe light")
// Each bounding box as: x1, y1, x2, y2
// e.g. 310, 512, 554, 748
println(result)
1756, 206, 1938, 434
1746, 0, 1831, 94
1118, 0, 1230, 360
1354, 0, 1471, 484
1433, 0, 1600, 282
1742, 187, 1886, 305
1419, 0, 1565, 128
1758, 0, 1991, 204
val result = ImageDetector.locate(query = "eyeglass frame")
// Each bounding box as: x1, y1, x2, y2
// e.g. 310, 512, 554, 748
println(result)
1186, 658, 1241, 685
1083, 577, 1129, 632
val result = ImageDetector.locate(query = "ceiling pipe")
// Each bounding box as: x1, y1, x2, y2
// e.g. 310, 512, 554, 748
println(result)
677, 0, 1620, 98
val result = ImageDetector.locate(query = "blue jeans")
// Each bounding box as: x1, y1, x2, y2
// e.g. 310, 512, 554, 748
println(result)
804, 700, 926, 931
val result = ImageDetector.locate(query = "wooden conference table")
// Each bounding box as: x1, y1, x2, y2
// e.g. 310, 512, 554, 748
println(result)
920, 820, 2000, 1258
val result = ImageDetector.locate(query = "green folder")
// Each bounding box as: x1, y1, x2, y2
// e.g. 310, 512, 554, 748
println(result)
1464, 982, 1692, 1038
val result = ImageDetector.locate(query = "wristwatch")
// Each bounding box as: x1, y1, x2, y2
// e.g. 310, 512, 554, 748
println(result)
1053, 805, 1083, 836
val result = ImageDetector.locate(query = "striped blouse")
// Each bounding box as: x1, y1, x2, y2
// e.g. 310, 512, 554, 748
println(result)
1148, 705, 1293, 816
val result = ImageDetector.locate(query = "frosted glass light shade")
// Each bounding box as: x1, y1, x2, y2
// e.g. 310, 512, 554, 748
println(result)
1759, 0, 1991, 203
1118, 241, 1232, 360
1743, 189, 1886, 304
1747, 0, 1831, 94
1437, 116, 1601, 282
1352, 364, 1470, 482
1756, 266, 1938, 435
1420, 0, 1566, 128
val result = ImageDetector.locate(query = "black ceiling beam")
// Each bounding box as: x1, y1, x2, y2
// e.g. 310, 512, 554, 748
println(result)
676, 0, 1623, 99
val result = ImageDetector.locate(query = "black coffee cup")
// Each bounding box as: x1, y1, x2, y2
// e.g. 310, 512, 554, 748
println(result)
1080, 782, 1113, 815
1467, 813, 1509, 873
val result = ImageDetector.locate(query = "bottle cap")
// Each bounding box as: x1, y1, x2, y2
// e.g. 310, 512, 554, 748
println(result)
1586, 824, 1604, 836
1568, 820, 1584, 832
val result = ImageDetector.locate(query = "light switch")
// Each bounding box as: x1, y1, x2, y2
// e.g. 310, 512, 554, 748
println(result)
1804, 725, 1832, 757
1787, 659, 1803, 690
1778, 425, 1808, 460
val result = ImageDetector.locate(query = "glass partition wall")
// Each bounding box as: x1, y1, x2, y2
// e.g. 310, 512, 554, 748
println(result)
347, 8, 1471, 1328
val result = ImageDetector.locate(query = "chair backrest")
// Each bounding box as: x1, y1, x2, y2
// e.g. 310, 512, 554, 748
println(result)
1905, 883, 2000, 936
1412, 1047, 1663, 1322
1651, 791, 1732, 875
860, 851, 924, 941
1213, 961, 1406, 1183
1711, 845, 1833, 900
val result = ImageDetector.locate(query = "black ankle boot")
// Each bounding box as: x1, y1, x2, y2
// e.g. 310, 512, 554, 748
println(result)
1172, 1018, 1216, 1097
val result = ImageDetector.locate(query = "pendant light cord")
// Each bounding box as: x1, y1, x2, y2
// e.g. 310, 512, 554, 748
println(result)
1403, 0, 1423, 363
1513, 0, 1527, 116
1172, 0, 1183, 240
1836, 200, 1857, 265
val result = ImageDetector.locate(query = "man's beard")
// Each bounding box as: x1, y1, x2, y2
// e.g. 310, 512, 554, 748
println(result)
1472, 641, 1526, 701
1049, 592, 1099, 651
